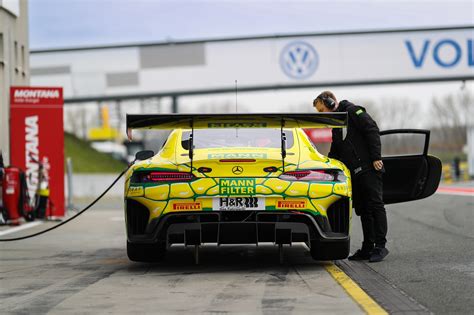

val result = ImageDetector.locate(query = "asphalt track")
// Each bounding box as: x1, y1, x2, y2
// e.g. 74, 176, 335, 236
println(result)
349, 184, 474, 314
0, 184, 472, 314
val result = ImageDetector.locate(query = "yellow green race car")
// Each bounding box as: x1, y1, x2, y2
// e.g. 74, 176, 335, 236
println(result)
124, 114, 441, 262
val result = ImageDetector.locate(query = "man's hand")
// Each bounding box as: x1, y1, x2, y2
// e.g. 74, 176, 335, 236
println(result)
373, 160, 384, 171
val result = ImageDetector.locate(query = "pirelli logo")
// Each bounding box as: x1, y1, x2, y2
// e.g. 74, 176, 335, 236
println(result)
172, 202, 202, 211
277, 200, 306, 209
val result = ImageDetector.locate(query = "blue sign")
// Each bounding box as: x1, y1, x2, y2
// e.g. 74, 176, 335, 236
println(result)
405, 38, 474, 68
280, 41, 319, 79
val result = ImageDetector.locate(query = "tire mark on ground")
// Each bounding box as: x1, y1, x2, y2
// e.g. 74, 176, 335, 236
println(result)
4, 267, 122, 314
261, 266, 297, 315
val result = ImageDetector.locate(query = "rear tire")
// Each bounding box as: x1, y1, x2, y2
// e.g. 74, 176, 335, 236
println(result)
127, 241, 166, 262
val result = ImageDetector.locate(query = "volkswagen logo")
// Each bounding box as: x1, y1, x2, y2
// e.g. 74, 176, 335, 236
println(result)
232, 166, 243, 175
280, 41, 319, 79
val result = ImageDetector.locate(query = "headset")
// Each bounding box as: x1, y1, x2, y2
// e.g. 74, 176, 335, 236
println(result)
315, 95, 336, 110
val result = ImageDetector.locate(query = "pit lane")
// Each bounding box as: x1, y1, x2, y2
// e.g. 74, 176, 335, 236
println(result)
0, 210, 365, 314
0, 184, 472, 314
349, 183, 474, 314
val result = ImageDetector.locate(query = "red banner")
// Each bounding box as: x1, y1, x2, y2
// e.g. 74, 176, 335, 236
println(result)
10, 87, 64, 217
304, 128, 333, 143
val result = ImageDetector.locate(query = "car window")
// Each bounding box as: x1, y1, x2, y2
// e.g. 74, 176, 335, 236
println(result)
181, 128, 294, 149
381, 133, 426, 157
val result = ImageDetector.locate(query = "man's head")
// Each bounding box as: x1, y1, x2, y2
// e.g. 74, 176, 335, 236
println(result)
313, 91, 338, 112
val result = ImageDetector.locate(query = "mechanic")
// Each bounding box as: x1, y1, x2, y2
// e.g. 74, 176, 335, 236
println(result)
313, 91, 389, 262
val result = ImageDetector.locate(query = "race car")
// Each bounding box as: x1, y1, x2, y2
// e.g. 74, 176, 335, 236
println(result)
124, 114, 441, 262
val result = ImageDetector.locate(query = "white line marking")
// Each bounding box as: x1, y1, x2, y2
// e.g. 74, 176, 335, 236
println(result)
0, 221, 43, 236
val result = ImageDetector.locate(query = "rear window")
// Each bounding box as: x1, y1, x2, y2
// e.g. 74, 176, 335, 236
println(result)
181, 128, 294, 149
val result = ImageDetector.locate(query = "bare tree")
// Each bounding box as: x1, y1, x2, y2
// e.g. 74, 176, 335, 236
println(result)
292, 97, 422, 130
346, 97, 422, 130
431, 89, 473, 151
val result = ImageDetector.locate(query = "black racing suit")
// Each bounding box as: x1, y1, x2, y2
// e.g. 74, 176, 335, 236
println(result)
329, 100, 387, 250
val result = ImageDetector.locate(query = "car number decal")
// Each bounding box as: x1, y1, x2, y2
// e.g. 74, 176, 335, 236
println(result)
212, 197, 265, 211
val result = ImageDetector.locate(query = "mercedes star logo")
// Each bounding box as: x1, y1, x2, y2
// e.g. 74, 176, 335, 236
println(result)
232, 166, 243, 175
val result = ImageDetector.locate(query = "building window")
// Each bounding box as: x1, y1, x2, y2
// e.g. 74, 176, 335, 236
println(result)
0, 35, 4, 65
21, 45, 25, 75
14, 41, 18, 72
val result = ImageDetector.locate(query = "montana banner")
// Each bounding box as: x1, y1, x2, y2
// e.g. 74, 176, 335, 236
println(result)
10, 87, 64, 217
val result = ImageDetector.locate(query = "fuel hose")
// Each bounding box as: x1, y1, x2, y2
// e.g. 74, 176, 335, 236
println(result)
0, 165, 130, 242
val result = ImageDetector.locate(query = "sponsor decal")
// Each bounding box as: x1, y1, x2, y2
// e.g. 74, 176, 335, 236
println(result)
11, 87, 63, 105
208, 122, 267, 128
219, 178, 256, 195
213, 197, 265, 210
14, 89, 60, 99
276, 200, 306, 209
172, 202, 202, 211
128, 186, 144, 197
25, 115, 40, 200
10, 87, 64, 216
208, 153, 268, 159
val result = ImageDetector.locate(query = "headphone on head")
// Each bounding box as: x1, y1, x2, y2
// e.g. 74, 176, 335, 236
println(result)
315, 95, 336, 110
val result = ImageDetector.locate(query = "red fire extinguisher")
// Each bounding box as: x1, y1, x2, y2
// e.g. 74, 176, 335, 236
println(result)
2, 167, 23, 225
0, 152, 5, 224
0, 151, 35, 225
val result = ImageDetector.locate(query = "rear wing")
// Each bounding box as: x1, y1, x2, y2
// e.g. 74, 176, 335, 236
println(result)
126, 113, 347, 172
126, 113, 347, 135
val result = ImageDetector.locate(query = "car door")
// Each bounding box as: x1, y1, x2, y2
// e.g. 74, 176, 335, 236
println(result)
380, 129, 442, 204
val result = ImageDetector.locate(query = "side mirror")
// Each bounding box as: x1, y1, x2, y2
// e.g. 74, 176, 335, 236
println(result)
135, 150, 155, 161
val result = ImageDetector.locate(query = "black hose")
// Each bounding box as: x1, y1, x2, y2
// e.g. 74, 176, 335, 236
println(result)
0, 165, 130, 242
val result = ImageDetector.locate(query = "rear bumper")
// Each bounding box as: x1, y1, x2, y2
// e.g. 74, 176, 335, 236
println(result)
128, 210, 349, 248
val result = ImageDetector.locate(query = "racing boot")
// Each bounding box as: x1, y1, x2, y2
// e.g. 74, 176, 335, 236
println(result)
369, 247, 389, 263
348, 248, 372, 261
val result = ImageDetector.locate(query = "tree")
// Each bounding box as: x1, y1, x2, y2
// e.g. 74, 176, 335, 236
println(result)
431, 89, 473, 151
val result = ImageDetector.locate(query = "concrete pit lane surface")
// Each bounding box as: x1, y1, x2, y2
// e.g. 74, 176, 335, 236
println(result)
0, 206, 367, 315
1, 186, 473, 314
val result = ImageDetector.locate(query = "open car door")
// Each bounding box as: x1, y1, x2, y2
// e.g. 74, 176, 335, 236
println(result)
381, 129, 442, 204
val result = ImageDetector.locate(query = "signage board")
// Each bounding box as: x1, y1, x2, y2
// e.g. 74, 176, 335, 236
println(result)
30, 27, 474, 98
304, 128, 333, 143
10, 87, 64, 217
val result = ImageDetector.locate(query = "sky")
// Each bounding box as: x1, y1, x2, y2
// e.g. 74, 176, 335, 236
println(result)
28, 0, 474, 129
29, 0, 473, 50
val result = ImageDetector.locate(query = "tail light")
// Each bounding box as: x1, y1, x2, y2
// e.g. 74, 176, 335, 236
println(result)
132, 171, 195, 183
279, 170, 346, 182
